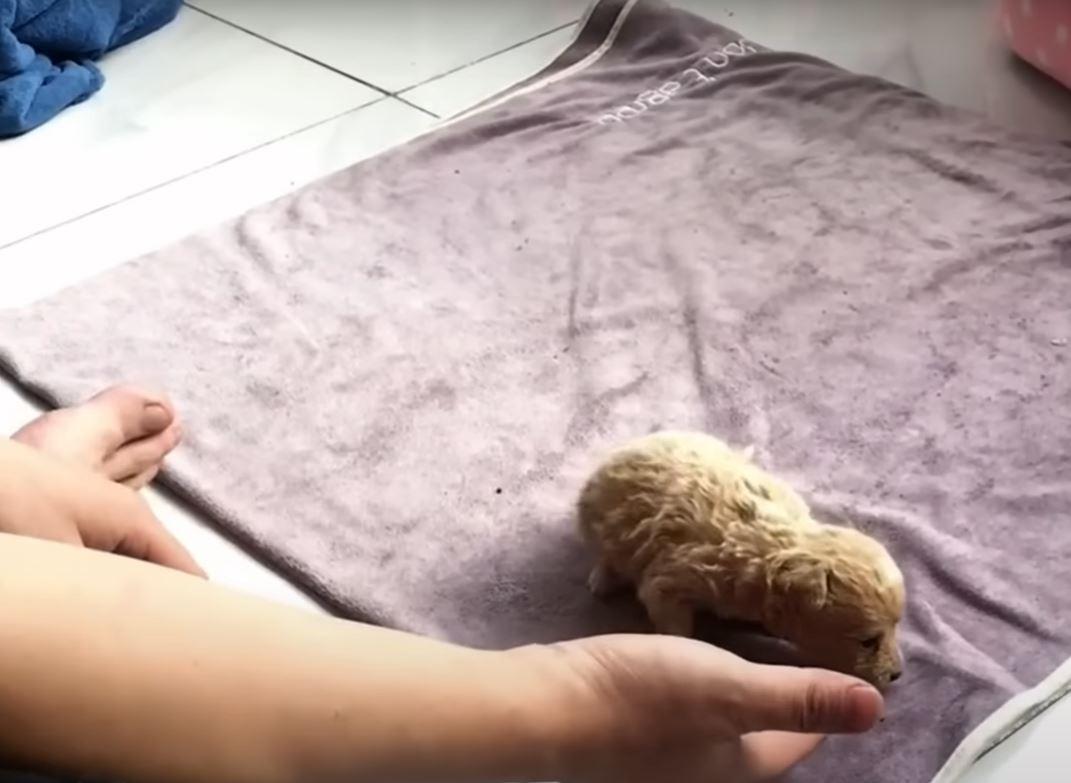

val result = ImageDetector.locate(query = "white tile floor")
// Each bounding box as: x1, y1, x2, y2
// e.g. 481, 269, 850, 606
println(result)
0, 1, 1069, 780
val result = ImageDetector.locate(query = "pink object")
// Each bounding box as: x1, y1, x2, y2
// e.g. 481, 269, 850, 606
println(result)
1002, 0, 1071, 89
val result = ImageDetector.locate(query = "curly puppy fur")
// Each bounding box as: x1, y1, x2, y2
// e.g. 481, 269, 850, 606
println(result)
578, 431, 904, 687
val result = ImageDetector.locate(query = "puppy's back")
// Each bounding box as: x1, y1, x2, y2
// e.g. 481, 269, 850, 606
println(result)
578, 431, 811, 558
579, 432, 723, 535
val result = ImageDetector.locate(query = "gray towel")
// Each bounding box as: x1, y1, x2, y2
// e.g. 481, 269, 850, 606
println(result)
1, 2, 1069, 781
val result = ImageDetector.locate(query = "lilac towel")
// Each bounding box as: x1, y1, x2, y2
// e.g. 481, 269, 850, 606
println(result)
1, 2, 1070, 781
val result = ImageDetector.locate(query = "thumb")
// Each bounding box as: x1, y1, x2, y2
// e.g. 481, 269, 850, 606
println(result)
728, 663, 884, 735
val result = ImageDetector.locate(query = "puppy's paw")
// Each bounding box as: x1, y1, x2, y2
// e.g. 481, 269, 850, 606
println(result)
638, 581, 696, 637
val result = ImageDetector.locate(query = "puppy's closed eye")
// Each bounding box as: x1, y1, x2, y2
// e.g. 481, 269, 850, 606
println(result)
860, 634, 883, 651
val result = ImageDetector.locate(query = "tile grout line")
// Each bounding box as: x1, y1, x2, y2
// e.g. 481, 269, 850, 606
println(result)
181, 3, 418, 106
392, 93, 441, 118
395, 18, 580, 96
182, 2, 574, 114
0, 97, 391, 253
3, 7, 580, 249
183, 2, 438, 118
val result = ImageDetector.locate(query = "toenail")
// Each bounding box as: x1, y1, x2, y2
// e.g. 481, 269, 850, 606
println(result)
143, 403, 172, 429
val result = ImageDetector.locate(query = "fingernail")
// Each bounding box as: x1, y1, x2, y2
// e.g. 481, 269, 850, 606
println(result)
849, 683, 885, 728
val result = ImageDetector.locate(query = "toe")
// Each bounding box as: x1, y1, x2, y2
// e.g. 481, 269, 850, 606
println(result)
11, 385, 181, 483
122, 464, 162, 491
102, 422, 182, 483
87, 385, 175, 446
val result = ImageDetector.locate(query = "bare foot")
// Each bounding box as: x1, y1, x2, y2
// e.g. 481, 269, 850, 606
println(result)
12, 385, 182, 490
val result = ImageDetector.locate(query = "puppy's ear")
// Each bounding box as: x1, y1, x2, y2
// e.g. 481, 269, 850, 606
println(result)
766, 550, 832, 628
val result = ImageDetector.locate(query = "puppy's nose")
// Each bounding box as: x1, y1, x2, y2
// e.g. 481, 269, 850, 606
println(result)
889, 670, 902, 683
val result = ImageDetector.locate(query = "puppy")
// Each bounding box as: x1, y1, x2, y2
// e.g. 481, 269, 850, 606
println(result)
578, 431, 904, 687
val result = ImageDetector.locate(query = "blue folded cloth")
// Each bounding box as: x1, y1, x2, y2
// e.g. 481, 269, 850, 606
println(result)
0, 0, 181, 137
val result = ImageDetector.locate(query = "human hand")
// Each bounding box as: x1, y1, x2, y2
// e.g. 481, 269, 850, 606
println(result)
535, 633, 883, 783
0, 438, 204, 576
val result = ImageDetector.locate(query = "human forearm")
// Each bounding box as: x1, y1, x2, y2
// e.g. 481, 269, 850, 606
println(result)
0, 533, 589, 783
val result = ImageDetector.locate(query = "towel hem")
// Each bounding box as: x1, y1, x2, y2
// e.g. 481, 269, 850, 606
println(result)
451, 0, 635, 118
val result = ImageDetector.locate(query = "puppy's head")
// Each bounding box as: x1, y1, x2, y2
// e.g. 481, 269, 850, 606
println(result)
764, 527, 905, 688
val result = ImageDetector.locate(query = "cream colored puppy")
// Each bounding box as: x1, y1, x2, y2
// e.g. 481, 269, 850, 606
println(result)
578, 431, 904, 687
